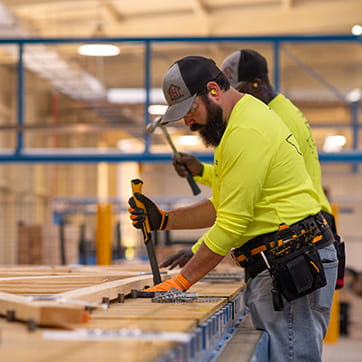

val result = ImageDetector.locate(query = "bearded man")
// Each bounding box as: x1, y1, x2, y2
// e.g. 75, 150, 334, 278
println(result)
128, 56, 337, 362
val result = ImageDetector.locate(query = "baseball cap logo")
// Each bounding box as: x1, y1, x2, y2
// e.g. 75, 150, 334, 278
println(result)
168, 84, 184, 101
223, 66, 234, 79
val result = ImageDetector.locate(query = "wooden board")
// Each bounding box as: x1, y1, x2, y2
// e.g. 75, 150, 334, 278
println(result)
0, 266, 247, 362
0, 274, 162, 327
0, 320, 175, 362
0, 272, 143, 294
189, 281, 244, 299
0, 292, 86, 327
90, 298, 228, 324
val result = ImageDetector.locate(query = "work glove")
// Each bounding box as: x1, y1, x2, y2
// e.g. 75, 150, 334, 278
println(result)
159, 247, 193, 269
173, 152, 204, 178
143, 273, 192, 292
128, 193, 168, 231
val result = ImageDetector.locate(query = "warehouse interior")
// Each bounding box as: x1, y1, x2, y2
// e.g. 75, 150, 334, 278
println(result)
0, 1, 361, 361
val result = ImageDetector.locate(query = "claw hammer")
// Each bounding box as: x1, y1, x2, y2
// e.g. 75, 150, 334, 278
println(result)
146, 116, 201, 196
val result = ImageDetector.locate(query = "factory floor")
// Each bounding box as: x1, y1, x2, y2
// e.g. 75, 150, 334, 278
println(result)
323, 336, 362, 361
322, 288, 362, 361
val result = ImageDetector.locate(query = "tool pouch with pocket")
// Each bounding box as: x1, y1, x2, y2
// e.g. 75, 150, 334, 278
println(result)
265, 244, 327, 310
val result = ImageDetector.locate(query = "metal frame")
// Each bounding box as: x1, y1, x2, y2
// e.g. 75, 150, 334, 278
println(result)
0, 34, 360, 163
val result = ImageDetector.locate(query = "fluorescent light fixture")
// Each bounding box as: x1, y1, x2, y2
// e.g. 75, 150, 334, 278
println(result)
148, 105, 168, 115
107, 88, 165, 104
346, 88, 362, 103
178, 135, 201, 146
117, 138, 144, 152
323, 135, 346, 152
351, 24, 362, 36
78, 44, 120, 56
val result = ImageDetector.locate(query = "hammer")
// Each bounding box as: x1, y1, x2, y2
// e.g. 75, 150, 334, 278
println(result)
147, 117, 201, 196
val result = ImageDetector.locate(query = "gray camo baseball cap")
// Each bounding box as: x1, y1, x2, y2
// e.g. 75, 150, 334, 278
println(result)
221, 49, 268, 89
161, 56, 221, 124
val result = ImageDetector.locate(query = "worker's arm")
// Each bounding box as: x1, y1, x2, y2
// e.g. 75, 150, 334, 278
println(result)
167, 198, 216, 229
181, 242, 224, 284
129, 193, 216, 231
145, 242, 224, 291
158, 236, 203, 269
194, 163, 214, 187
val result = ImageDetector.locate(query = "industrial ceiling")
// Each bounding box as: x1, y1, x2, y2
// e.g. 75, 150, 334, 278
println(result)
0, 0, 360, 153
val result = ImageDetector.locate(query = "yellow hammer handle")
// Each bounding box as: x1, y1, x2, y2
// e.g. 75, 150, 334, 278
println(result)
131, 178, 151, 234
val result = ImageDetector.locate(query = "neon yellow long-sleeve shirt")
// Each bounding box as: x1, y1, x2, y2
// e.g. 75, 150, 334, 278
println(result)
269, 94, 331, 213
196, 94, 331, 212
192, 95, 320, 256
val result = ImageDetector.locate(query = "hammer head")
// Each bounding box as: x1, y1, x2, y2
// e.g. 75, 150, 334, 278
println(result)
146, 116, 167, 133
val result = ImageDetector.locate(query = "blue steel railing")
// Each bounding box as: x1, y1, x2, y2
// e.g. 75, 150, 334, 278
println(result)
0, 34, 360, 163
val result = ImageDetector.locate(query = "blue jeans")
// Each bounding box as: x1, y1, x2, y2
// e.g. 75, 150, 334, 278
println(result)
244, 244, 338, 362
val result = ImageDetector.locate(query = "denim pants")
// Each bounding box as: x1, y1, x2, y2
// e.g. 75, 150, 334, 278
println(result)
244, 244, 338, 362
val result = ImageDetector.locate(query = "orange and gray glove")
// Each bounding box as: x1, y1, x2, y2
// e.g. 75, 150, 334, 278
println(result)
159, 247, 193, 269
128, 193, 168, 231
143, 273, 192, 292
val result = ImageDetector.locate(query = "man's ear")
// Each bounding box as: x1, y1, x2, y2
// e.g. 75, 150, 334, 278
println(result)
252, 78, 264, 90
206, 81, 219, 96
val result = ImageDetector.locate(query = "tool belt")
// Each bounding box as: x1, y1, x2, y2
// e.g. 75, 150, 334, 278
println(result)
232, 212, 335, 311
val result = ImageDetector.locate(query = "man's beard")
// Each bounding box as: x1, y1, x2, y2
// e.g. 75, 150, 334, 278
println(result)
191, 95, 226, 147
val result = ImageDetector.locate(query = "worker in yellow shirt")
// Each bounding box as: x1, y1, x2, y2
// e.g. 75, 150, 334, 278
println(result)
128, 55, 337, 361
163, 49, 345, 290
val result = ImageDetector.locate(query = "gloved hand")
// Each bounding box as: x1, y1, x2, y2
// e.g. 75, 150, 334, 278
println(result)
173, 152, 204, 178
128, 193, 168, 231
159, 247, 193, 269
143, 273, 191, 292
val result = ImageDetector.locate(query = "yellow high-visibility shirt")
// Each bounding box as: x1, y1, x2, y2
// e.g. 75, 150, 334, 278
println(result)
193, 95, 320, 256
196, 94, 331, 212
269, 94, 331, 214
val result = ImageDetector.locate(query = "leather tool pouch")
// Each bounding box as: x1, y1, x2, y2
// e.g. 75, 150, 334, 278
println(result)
265, 245, 327, 311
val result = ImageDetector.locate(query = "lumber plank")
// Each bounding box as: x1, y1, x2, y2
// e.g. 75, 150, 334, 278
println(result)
0, 319, 175, 362
189, 282, 244, 299
0, 273, 142, 294
90, 297, 228, 324
0, 292, 86, 327
57, 273, 166, 303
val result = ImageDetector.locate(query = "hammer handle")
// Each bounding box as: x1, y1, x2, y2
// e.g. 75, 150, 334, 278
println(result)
185, 167, 201, 195
160, 126, 201, 196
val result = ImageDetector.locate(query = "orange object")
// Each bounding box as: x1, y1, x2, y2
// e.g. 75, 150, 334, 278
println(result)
96, 203, 112, 265
143, 273, 192, 292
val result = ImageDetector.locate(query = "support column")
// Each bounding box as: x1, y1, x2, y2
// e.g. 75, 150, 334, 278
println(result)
96, 203, 112, 265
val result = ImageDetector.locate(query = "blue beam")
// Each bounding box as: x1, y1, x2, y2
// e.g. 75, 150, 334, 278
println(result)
273, 42, 280, 92
0, 34, 360, 45
16, 43, 24, 155
0, 151, 360, 163
144, 40, 152, 153
1, 34, 360, 165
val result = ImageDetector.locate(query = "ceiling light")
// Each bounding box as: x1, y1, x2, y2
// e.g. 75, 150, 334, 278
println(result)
346, 88, 362, 103
148, 105, 167, 115
323, 135, 346, 152
178, 135, 201, 146
351, 24, 362, 36
107, 88, 164, 104
78, 44, 120, 57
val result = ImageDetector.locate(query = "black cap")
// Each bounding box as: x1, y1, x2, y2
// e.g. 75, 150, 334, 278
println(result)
161, 56, 221, 123
221, 49, 268, 89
